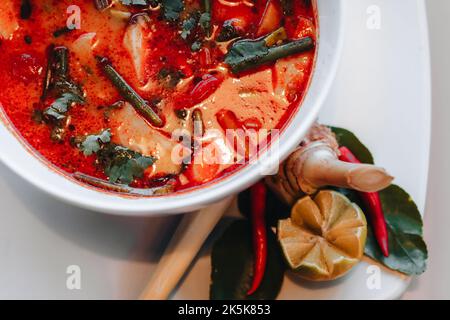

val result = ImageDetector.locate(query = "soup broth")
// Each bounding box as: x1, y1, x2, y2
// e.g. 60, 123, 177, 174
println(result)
0, 0, 316, 195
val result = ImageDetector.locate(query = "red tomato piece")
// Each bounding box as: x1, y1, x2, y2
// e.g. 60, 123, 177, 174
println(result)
11, 53, 43, 84
292, 17, 316, 39
216, 109, 243, 131
199, 47, 212, 67
256, 0, 283, 37
186, 142, 221, 184
190, 74, 223, 105
216, 109, 259, 160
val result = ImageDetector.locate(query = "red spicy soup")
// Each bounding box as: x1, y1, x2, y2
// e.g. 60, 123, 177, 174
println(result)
0, 0, 316, 195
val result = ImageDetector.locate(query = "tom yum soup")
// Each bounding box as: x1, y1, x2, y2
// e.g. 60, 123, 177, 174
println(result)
0, 0, 316, 195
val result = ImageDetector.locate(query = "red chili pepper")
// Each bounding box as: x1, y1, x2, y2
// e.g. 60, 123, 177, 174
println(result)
256, 0, 283, 37
247, 181, 268, 296
216, 109, 258, 160
190, 74, 222, 105
216, 109, 242, 131
338, 146, 389, 257
199, 47, 212, 67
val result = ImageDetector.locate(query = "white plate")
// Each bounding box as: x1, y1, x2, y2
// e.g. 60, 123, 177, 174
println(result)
0, 0, 430, 299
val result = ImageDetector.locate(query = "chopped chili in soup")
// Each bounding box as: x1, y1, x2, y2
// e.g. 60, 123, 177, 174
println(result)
0, 0, 316, 195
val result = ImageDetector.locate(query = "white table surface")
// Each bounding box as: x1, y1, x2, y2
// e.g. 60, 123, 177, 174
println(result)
0, 0, 448, 299
402, 0, 450, 300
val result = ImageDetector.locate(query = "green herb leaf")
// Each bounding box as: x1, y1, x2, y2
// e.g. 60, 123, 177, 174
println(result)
365, 185, 428, 275
180, 16, 197, 40
79, 129, 112, 156
329, 126, 427, 275
216, 20, 240, 42
238, 187, 290, 227
329, 126, 374, 164
160, 0, 184, 21
225, 31, 313, 74
76, 129, 155, 186
199, 12, 211, 36
224, 38, 270, 73
191, 41, 202, 52
42, 46, 85, 125
97, 144, 155, 184
53, 79, 84, 99
53, 26, 74, 38
329, 187, 365, 208
120, 0, 148, 5
43, 92, 84, 121
210, 220, 285, 300
158, 67, 184, 88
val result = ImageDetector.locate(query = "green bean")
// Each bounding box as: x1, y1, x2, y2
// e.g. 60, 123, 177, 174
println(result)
96, 56, 163, 127
260, 37, 314, 66
53, 26, 74, 38
227, 37, 314, 74
20, 0, 32, 20
53, 46, 69, 78
41, 45, 69, 100
203, 0, 212, 37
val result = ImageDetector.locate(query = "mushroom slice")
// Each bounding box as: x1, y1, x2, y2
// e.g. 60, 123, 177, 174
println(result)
72, 33, 98, 66
274, 53, 314, 102
0, 1, 19, 40
123, 14, 152, 86
108, 103, 182, 177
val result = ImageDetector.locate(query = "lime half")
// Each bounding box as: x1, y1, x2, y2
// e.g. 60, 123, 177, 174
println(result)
278, 190, 367, 281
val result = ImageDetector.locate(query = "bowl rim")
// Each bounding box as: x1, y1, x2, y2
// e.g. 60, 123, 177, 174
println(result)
0, 0, 346, 216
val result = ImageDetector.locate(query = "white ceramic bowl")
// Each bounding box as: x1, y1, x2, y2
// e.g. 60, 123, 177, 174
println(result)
0, 0, 345, 216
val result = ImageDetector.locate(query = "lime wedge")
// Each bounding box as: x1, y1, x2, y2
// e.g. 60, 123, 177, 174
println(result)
278, 190, 367, 281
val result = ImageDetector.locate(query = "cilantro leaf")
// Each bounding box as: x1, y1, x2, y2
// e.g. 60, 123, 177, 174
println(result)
216, 20, 240, 42
79, 129, 112, 156
158, 67, 184, 88
180, 10, 209, 48
43, 92, 84, 121
191, 41, 202, 52
52, 78, 84, 99
97, 144, 155, 184
75, 129, 155, 185
199, 12, 211, 36
224, 30, 314, 74
181, 16, 197, 40
160, 0, 184, 22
